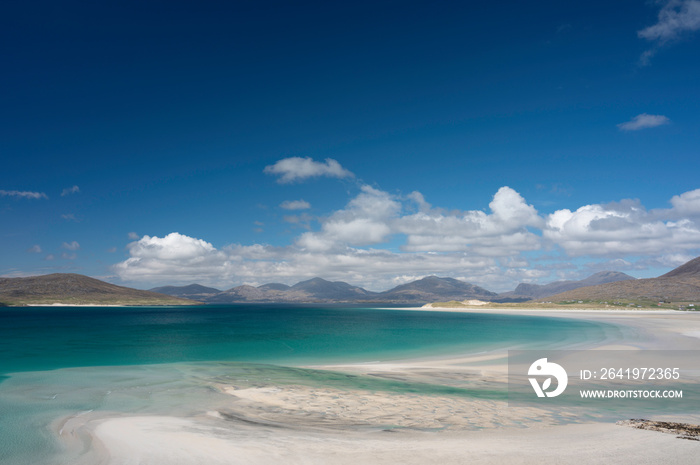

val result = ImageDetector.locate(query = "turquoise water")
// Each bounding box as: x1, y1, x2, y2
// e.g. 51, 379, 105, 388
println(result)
0, 305, 616, 373
0, 305, 617, 464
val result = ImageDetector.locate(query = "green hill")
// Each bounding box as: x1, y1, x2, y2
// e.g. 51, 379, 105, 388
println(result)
0, 273, 199, 306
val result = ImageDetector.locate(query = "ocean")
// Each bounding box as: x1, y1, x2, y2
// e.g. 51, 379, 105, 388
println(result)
0, 305, 617, 464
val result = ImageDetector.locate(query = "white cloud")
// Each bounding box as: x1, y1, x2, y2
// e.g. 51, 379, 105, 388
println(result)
407, 191, 431, 212
128, 232, 140, 240
670, 188, 700, 216
264, 157, 354, 183
280, 199, 311, 210
617, 113, 670, 131
0, 190, 48, 199
61, 185, 80, 196
297, 185, 401, 248
396, 187, 543, 254
114, 233, 231, 283
638, 1, 700, 65
113, 186, 545, 290
62, 241, 80, 251
113, 187, 700, 291
115, 231, 504, 290
27, 245, 42, 253
544, 194, 700, 257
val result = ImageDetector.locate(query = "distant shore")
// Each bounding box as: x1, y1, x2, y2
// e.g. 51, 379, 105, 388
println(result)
54, 306, 700, 465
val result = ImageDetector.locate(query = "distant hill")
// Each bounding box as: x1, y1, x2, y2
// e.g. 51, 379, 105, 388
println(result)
290, 277, 376, 300
150, 284, 221, 300
192, 276, 496, 304
0, 274, 198, 306
499, 271, 635, 301
544, 257, 700, 303
205, 284, 310, 303
659, 256, 700, 279
374, 276, 497, 303
258, 283, 291, 291
205, 278, 375, 303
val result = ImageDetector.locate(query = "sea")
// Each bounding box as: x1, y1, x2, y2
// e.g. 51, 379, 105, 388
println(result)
0, 304, 619, 464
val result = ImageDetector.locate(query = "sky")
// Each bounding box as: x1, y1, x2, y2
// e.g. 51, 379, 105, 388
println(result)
2, 0, 700, 292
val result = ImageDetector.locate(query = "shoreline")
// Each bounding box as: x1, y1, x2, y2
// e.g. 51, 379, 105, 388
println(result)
56, 307, 700, 464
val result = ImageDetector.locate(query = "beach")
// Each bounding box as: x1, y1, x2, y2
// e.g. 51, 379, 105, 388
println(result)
54, 308, 700, 464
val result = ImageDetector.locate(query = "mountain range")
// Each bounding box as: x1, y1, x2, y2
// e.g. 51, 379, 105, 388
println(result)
153, 275, 497, 304
545, 256, 700, 303
149, 271, 635, 304
497, 271, 635, 301
3, 256, 699, 306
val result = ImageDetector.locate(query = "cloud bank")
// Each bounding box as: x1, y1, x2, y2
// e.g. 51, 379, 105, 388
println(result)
114, 185, 700, 291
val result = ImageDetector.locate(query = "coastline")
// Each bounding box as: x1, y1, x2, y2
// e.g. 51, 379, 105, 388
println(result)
57, 308, 700, 464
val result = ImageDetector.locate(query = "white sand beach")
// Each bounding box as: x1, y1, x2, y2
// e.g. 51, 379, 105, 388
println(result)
58, 309, 700, 464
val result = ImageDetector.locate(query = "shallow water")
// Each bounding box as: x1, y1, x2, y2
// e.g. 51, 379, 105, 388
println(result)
0, 305, 617, 464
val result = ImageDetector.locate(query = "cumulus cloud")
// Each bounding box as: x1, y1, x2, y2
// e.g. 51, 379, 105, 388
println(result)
264, 157, 354, 183
27, 245, 42, 253
115, 230, 503, 290
114, 233, 230, 283
280, 199, 311, 210
61, 185, 80, 196
617, 113, 670, 131
0, 190, 48, 199
407, 191, 431, 212
544, 195, 700, 257
297, 185, 401, 249
62, 241, 80, 251
670, 188, 700, 216
396, 187, 543, 254
638, 0, 700, 65
128, 232, 140, 240
114, 186, 546, 289
113, 187, 700, 291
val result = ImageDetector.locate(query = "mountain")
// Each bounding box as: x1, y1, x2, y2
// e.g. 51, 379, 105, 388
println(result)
290, 277, 376, 300
257, 283, 291, 291
659, 256, 700, 279
499, 271, 636, 301
205, 284, 310, 303
544, 257, 700, 303
197, 276, 495, 304
374, 276, 497, 303
205, 278, 375, 303
150, 284, 221, 300
0, 274, 198, 306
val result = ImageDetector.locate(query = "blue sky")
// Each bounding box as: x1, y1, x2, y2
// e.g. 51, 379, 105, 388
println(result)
2, 0, 700, 291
